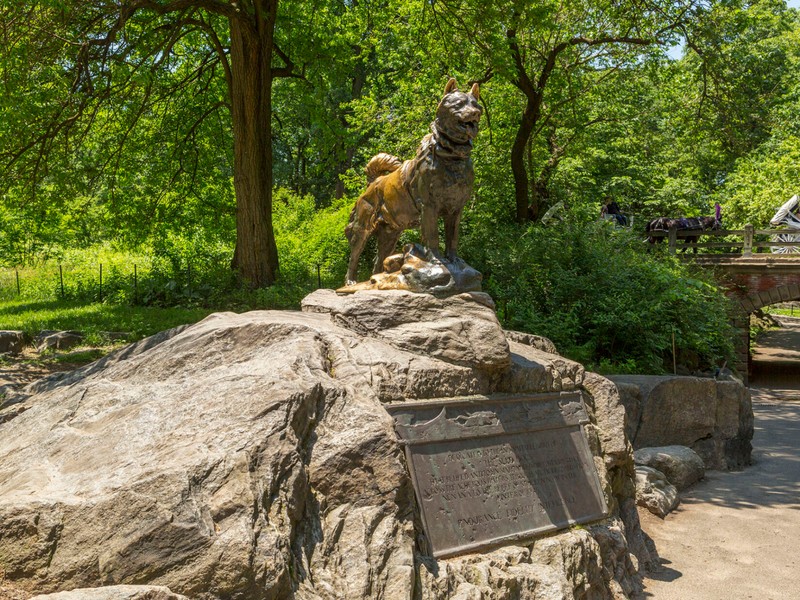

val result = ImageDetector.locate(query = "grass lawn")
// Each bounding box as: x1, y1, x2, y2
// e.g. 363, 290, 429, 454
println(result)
0, 251, 314, 376
0, 299, 217, 345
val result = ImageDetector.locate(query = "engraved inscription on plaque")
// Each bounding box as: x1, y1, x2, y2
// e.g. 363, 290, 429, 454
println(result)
386, 393, 608, 558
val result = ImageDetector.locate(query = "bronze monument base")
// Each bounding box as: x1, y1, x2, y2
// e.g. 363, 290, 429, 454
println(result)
337, 243, 482, 298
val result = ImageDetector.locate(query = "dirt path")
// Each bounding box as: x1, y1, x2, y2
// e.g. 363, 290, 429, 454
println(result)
641, 317, 800, 600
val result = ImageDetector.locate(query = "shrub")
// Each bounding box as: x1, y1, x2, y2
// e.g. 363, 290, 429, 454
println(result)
461, 215, 735, 374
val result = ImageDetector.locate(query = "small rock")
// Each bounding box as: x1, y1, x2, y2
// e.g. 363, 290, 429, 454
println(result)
0, 331, 24, 354
29, 585, 189, 599
101, 331, 131, 342
36, 331, 84, 352
635, 465, 679, 518
634, 445, 705, 490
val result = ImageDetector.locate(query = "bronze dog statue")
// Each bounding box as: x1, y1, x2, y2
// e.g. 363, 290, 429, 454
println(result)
344, 78, 482, 285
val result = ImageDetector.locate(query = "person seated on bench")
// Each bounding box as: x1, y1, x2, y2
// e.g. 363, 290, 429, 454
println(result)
601, 196, 628, 226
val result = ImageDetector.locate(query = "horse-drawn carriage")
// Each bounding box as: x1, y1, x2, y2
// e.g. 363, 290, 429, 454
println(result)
644, 197, 800, 254
769, 194, 800, 254
645, 204, 722, 250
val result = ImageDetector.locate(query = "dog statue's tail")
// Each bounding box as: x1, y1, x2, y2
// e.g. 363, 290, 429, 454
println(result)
345, 153, 402, 245
365, 153, 402, 183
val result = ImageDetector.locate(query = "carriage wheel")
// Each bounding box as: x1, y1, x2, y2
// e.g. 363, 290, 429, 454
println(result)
770, 232, 800, 253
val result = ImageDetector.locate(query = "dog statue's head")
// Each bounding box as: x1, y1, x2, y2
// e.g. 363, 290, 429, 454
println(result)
434, 78, 482, 145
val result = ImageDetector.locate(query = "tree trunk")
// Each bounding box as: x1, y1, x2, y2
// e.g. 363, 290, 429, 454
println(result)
228, 7, 279, 287
512, 99, 536, 222
529, 130, 564, 221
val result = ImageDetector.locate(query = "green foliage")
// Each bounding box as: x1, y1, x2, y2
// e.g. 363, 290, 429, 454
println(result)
462, 217, 735, 373
2, 0, 792, 375
681, 0, 795, 159
718, 135, 800, 227
272, 188, 352, 287
0, 189, 349, 312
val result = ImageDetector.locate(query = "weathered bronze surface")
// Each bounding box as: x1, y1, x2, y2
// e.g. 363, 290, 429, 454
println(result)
336, 242, 482, 297
386, 393, 608, 558
344, 78, 482, 286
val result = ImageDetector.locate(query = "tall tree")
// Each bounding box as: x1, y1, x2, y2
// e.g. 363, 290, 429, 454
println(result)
679, 0, 795, 167
1, 1, 303, 285
430, 0, 696, 221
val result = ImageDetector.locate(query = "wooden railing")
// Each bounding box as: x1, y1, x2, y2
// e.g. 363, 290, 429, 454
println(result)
648, 224, 800, 256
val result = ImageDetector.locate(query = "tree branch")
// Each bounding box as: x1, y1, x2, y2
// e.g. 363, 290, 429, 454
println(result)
273, 42, 304, 79
186, 16, 233, 90
123, 0, 241, 21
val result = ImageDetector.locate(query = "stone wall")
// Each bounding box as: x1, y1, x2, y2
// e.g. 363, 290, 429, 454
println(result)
609, 375, 753, 470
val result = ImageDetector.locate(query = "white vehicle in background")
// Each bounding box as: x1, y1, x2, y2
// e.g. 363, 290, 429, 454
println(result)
769, 194, 800, 253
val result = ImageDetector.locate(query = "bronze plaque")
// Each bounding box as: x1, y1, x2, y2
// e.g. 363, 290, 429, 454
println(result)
386, 393, 608, 558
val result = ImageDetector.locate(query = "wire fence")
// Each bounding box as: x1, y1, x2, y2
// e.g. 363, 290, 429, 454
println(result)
0, 258, 330, 306
2, 261, 152, 302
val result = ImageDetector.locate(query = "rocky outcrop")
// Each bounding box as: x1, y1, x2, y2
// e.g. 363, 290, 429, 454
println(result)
0, 291, 646, 599
301, 289, 510, 373
419, 522, 639, 600
30, 586, 188, 600
503, 330, 559, 355
610, 375, 753, 470
634, 446, 705, 491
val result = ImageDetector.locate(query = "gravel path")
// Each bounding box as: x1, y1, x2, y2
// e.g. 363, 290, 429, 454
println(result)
641, 318, 800, 600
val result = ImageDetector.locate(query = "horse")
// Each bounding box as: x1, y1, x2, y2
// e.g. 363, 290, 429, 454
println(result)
645, 215, 722, 251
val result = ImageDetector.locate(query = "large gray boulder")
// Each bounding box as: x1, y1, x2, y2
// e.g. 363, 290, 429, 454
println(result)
0, 291, 646, 599
634, 446, 705, 491
610, 375, 753, 470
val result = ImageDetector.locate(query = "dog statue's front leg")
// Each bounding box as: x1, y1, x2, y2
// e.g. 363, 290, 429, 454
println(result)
375, 227, 402, 274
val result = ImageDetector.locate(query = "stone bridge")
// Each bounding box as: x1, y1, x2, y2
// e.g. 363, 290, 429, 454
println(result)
693, 254, 800, 381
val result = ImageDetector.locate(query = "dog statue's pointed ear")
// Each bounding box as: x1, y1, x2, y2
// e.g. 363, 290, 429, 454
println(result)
444, 78, 458, 95
470, 83, 480, 100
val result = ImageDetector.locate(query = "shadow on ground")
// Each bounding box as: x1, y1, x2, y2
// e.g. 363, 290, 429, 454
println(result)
675, 400, 800, 511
